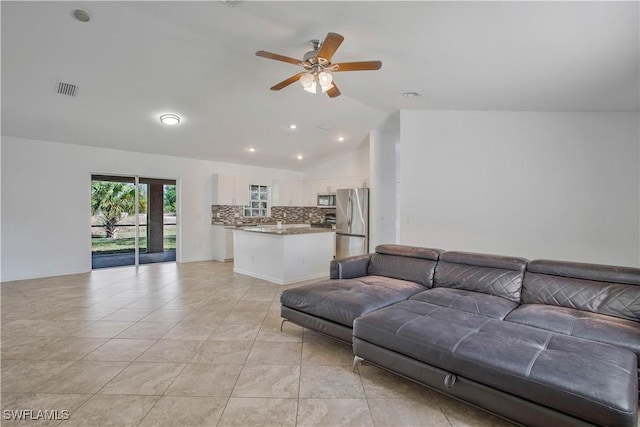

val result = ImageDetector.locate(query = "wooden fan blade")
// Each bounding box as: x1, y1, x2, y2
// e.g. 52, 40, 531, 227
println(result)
270, 72, 305, 91
317, 32, 344, 61
326, 83, 341, 98
334, 61, 382, 72
256, 50, 302, 66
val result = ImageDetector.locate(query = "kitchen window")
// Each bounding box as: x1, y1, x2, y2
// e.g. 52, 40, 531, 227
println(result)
244, 185, 269, 217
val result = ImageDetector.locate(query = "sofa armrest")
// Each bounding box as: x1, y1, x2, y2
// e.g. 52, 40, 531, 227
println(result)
330, 254, 372, 279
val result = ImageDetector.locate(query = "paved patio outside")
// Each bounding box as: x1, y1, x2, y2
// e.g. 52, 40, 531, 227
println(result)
91, 250, 176, 269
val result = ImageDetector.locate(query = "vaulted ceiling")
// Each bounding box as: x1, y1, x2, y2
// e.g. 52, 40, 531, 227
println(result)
2, 1, 638, 170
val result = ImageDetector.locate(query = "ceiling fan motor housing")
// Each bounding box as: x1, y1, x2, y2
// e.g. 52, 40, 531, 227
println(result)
303, 39, 328, 64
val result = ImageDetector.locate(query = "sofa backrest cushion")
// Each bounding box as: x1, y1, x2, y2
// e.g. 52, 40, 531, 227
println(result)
522, 259, 640, 322
367, 244, 442, 288
434, 251, 528, 303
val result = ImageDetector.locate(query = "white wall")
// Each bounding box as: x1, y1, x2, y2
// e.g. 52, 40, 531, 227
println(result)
298, 140, 370, 207
369, 112, 400, 250
399, 110, 640, 267
1, 136, 302, 281
302, 140, 370, 186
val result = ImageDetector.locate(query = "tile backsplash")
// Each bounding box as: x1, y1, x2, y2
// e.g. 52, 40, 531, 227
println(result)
212, 205, 327, 224
271, 206, 326, 223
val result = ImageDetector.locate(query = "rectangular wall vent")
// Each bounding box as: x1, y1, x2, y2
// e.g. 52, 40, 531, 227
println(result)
57, 82, 78, 97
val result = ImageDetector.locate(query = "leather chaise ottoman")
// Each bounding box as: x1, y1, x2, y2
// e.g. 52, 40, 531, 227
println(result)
353, 299, 638, 427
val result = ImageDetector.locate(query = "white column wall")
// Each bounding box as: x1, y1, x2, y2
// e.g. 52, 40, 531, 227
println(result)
398, 110, 640, 267
369, 126, 399, 251
1, 136, 302, 281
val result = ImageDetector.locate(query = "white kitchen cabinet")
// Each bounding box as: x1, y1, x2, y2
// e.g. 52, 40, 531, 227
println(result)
272, 179, 303, 206
303, 180, 331, 206
303, 180, 325, 206
233, 228, 335, 285
212, 225, 234, 262
212, 174, 250, 206
341, 177, 368, 189
300, 178, 369, 207
301, 181, 313, 206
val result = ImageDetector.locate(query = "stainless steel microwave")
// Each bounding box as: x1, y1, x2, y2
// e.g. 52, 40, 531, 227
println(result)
317, 193, 336, 208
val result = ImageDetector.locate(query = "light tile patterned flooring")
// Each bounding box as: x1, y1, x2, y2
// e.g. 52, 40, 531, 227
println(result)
1, 261, 515, 427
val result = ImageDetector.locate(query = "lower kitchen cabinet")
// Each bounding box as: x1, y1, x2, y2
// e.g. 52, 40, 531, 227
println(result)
212, 225, 234, 262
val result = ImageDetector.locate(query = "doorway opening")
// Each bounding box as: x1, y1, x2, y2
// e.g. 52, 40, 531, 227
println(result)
90, 175, 177, 269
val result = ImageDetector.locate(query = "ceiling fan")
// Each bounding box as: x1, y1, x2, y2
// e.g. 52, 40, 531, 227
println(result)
256, 32, 382, 98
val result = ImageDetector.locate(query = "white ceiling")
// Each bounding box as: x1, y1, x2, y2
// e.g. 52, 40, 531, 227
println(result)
2, 1, 638, 171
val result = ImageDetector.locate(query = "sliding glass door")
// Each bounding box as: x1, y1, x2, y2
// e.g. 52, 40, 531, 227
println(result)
91, 174, 176, 269
138, 178, 177, 265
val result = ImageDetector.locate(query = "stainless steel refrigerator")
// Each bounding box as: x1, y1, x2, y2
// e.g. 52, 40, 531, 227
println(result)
336, 188, 369, 259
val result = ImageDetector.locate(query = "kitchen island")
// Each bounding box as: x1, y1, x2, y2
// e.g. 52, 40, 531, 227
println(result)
233, 226, 335, 285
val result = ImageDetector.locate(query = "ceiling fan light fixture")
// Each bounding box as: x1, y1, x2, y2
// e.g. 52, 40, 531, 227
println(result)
318, 72, 334, 93
318, 71, 333, 87
303, 82, 318, 94
302, 73, 322, 94
300, 71, 333, 94
299, 73, 314, 89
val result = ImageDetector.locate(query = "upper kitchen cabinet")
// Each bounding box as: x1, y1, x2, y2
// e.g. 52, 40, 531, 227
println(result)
339, 177, 369, 190
212, 174, 250, 206
303, 180, 334, 206
302, 181, 318, 206
271, 179, 303, 206
302, 177, 369, 206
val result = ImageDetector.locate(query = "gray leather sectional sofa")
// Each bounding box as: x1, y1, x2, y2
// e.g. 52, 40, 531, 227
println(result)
280, 244, 640, 427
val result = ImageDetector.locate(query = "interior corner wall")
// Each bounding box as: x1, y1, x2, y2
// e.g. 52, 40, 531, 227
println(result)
398, 110, 640, 267
0, 136, 302, 282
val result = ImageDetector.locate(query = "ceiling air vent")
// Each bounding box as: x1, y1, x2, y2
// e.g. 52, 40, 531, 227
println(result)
57, 82, 78, 97
318, 123, 335, 131
400, 91, 423, 98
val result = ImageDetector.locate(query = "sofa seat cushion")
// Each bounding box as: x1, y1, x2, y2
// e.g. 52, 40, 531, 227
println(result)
506, 304, 640, 359
354, 300, 638, 427
280, 276, 425, 327
410, 288, 518, 319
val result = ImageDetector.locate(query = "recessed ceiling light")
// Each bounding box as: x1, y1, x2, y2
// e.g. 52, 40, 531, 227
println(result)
297, 154, 303, 160
289, 124, 297, 130
338, 136, 345, 142
248, 147, 256, 152
159, 114, 180, 126
73, 9, 91, 23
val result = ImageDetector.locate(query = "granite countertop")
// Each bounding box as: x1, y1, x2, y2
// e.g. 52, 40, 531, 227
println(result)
234, 226, 334, 235
212, 222, 275, 228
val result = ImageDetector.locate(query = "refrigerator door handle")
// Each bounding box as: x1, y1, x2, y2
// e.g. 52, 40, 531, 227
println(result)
347, 193, 352, 229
